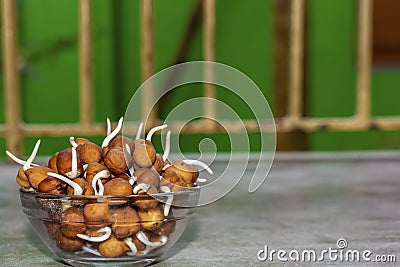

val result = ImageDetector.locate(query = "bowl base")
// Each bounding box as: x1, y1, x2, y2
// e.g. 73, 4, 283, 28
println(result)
63, 258, 156, 267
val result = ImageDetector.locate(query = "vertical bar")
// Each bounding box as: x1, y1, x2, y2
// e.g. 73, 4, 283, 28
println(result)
140, 0, 155, 129
356, 0, 373, 123
288, 0, 304, 122
79, 0, 93, 128
2, 0, 22, 155
203, 0, 216, 127
274, 0, 307, 150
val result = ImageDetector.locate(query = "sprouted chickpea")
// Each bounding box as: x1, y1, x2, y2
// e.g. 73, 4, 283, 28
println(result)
47, 172, 83, 195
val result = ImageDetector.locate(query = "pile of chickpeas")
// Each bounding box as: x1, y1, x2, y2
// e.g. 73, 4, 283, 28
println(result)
9, 118, 210, 257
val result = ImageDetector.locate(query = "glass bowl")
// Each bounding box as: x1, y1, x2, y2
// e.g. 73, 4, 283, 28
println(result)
19, 187, 200, 266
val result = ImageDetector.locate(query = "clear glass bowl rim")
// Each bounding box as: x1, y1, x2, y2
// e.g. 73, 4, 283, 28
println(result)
19, 186, 199, 199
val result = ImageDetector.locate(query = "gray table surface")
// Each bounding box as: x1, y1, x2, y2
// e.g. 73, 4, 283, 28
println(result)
0, 152, 399, 266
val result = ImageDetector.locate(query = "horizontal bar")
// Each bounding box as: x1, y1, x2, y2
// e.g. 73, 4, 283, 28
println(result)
0, 115, 400, 138
276, 117, 400, 131
20, 123, 106, 136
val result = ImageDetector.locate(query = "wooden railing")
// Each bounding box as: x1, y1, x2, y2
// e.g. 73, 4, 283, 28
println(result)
2, 0, 396, 156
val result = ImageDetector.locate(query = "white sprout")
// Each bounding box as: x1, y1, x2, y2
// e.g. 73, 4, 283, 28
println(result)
182, 159, 213, 175
160, 186, 173, 216
136, 245, 152, 255
133, 183, 150, 194
128, 245, 152, 256
162, 163, 172, 171
136, 231, 168, 247
125, 238, 137, 255
23, 140, 41, 171
47, 172, 83, 195
91, 170, 109, 196
83, 164, 88, 171
196, 178, 207, 183
128, 163, 135, 176
125, 143, 131, 155
69, 136, 78, 148
136, 122, 143, 140
77, 227, 112, 242
146, 125, 167, 141
106, 117, 111, 136
101, 117, 123, 148
129, 176, 137, 186
141, 246, 154, 255
162, 131, 171, 161
70, 146, 78, 178
97, 179, 104, 196
128, 165, 135, 177
82, 245, 102, 256
5, 151, 39, 167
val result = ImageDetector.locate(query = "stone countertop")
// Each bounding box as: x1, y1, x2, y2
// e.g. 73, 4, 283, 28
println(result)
0, 152, 399, 266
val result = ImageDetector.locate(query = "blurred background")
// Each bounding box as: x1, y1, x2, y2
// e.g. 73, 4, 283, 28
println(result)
1, 0, 400, 156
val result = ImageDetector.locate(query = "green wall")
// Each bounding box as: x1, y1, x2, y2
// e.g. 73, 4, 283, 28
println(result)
1, 0, 400, 157
308, 0, 400, 150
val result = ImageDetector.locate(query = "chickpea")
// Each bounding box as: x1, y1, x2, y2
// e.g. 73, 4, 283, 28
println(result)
101, 146, 110, 160
136, 169, 160, 189
57, 234, 84, 251
77, 141, 102, 164
82, 227, 104, 249
16, 167, 30, 188
152, 220, 176, 235
61, 207, 86, 238
38, 176, 67, 194
109, 135, 135, 156
85, 162, 111, 186
56, 148, 83, 178
133, 140, 156, 168
148, 232, 166, 243
161, 170, 186, 188
164, 160, 198, 187
75, 138, 90, 145
67, 178, 94, 196
107, 206, 140, 238
103, 178, 132, 196
132, 236, 146, 252
133, 168, 150, 178
98, 235, 128, 258
47, 152, 58, 172
85, 226, 107, 237
132, 186, 159, 209
104, 147, 130, 175
152, 153, 164, 174
114, 173, 131, 181
138, 207, 164, 231
26, 166, 53, 190
83, 203, 109, 225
